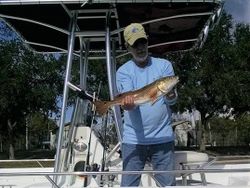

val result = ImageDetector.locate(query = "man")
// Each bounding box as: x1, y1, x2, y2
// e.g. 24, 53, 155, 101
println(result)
116, 23, 177, 186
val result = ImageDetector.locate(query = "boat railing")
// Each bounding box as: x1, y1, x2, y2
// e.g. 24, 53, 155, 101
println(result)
1, 168, 250, 175
1, 168, 250, 188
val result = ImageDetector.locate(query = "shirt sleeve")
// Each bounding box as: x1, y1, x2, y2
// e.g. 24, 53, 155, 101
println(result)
162, 60, 175, 77
162, 60, 178, 105
116, 67, 133, 94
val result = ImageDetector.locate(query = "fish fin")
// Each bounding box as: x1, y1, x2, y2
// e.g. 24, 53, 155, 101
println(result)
93, 100, 110, 115
150, 95, 158, 105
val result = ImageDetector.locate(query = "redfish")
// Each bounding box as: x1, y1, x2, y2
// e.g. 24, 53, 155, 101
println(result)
78, 76, 179, 115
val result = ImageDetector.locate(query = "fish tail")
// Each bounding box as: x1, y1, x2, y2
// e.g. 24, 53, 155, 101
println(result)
93, 100, 111, 115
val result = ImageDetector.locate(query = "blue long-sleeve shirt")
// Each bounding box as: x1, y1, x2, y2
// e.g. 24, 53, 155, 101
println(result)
116, 56, 177, 145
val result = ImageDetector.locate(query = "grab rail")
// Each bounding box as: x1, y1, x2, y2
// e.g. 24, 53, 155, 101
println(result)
1, 168, 250, 176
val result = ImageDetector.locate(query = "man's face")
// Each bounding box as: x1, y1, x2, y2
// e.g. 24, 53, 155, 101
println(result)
128, 38, 148, 64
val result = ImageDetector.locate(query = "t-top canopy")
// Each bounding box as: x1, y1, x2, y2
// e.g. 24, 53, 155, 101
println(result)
0, 0, 222, 57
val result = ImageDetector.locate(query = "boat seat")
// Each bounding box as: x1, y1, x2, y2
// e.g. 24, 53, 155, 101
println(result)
175, 150, 209, 185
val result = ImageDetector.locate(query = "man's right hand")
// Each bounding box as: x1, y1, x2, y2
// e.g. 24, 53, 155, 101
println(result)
121, 95, 135, 110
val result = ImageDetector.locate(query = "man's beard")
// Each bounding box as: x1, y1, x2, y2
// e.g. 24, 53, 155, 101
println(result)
133, 51, 148, 63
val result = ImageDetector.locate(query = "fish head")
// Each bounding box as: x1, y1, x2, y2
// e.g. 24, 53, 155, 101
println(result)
157, 76, 179, 93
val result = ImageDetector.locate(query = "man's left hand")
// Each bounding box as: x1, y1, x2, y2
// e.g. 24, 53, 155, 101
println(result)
165, 89, 177, 100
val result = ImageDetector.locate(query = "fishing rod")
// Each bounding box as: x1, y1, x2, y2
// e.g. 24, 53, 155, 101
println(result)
99, 110, 109, 187
71, 81, 114, 186
83, 81, 102, 187
67, 82, 95, 102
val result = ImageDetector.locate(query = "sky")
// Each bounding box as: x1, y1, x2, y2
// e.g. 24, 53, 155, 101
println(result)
224, 0, 250, 24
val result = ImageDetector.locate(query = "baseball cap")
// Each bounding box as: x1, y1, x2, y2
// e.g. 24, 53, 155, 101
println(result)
124, 23, 147, 46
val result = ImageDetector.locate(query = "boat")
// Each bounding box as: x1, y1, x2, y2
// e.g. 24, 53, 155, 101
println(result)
1, 1, 250, 187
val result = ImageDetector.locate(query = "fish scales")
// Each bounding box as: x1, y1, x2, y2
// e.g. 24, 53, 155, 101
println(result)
79, 76, 179, 115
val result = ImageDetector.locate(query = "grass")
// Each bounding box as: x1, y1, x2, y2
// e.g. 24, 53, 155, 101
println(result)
0, 160, 54, 168
205, 146, 250, 156
0, 149, 56, 160
0, 149, 55, 168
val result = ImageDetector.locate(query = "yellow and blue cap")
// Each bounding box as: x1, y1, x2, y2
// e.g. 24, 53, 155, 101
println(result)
123, 23, 147, 46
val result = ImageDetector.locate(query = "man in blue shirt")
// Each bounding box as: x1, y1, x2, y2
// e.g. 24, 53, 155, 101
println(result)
116, 23, 177, 186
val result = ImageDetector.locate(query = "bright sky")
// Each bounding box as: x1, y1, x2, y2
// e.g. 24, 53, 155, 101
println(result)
224, 0, 250, 24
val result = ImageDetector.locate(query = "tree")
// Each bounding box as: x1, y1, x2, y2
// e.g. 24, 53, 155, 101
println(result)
28, 112, 58, 149
228, 23, 250, 114
0, 31, 64, 158
168, 12, 250, 151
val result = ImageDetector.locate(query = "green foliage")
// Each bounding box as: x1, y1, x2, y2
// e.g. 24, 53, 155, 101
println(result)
28, 112, 57, 148
87, 59, 110, 100
168, 12, 249, 120
229, 24, 250, 113
0, 24, 64, 156
209, 114, 250, 146
0, 41, 63, 118
28, 113, 57, 136
167, 12, 250, 150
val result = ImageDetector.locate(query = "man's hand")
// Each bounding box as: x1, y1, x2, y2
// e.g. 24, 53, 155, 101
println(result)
165, 88, 177, 100
121, 95, 135, 110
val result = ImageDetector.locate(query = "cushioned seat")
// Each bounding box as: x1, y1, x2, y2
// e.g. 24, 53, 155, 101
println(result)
175, 151, 209, 185
175, 151, 209, 165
